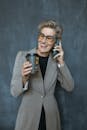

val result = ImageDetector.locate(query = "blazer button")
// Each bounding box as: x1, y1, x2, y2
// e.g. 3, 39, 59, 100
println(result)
41, 95, 43, 98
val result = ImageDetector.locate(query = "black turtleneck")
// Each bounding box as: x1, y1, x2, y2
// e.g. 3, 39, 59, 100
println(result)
39, 55, 49, 79
38, 55, 49, 130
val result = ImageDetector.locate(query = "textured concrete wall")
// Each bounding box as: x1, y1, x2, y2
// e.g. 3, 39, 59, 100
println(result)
0, 0, 87, 129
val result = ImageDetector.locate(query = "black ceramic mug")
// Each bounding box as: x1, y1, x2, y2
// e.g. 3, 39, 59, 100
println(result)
26, 53, 39, 74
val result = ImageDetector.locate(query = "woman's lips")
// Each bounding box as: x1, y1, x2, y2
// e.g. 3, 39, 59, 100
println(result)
40, 44, 47, 48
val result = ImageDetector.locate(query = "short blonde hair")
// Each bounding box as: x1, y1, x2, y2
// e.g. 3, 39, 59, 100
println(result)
38, 20, 63, 40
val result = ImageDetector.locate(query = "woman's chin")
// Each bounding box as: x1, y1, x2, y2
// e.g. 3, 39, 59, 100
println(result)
40, 49, 48, 53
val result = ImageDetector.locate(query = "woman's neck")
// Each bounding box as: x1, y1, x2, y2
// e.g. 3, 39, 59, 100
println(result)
36, 49, 49, 57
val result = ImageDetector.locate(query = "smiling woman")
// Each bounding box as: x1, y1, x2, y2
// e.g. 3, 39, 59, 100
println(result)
37, 27, 56, 57
11, 20, 74, 130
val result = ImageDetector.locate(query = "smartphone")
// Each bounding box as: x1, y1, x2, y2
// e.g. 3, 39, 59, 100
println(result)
52, 39, 61, 59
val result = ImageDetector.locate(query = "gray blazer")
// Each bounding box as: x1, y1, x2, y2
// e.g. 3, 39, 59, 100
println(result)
11, 48, 74, 130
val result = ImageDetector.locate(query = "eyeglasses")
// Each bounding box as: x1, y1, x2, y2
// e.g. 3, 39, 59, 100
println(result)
38, 32, 57, 43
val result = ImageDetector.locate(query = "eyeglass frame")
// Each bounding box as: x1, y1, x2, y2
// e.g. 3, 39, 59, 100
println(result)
38, 32, 57, 43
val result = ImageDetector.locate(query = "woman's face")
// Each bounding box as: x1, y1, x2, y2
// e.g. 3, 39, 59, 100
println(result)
37, 27, 56, 57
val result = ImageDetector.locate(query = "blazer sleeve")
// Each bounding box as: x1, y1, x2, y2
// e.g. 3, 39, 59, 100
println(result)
57, 63, 74, 92
10, 51, 28, 97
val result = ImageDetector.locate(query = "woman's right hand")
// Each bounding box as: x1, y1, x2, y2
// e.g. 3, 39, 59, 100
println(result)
22, 61, 32, 85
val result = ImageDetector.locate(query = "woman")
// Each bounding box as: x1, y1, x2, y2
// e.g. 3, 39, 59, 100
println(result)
11, 20, 74, 130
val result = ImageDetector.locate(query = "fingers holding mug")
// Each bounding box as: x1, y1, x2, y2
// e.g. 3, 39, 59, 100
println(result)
22, 61, 32, 77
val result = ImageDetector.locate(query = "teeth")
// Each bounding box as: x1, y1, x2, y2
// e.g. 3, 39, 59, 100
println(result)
41, 46, 46, 47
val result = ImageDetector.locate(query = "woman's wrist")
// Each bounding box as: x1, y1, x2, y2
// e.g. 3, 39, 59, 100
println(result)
22, 75, 29, 86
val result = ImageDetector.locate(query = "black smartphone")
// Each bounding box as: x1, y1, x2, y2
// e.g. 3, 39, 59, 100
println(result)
52, 39, 60, 59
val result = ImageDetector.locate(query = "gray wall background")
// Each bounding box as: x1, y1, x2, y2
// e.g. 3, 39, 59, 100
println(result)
0, 0, 87, 130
